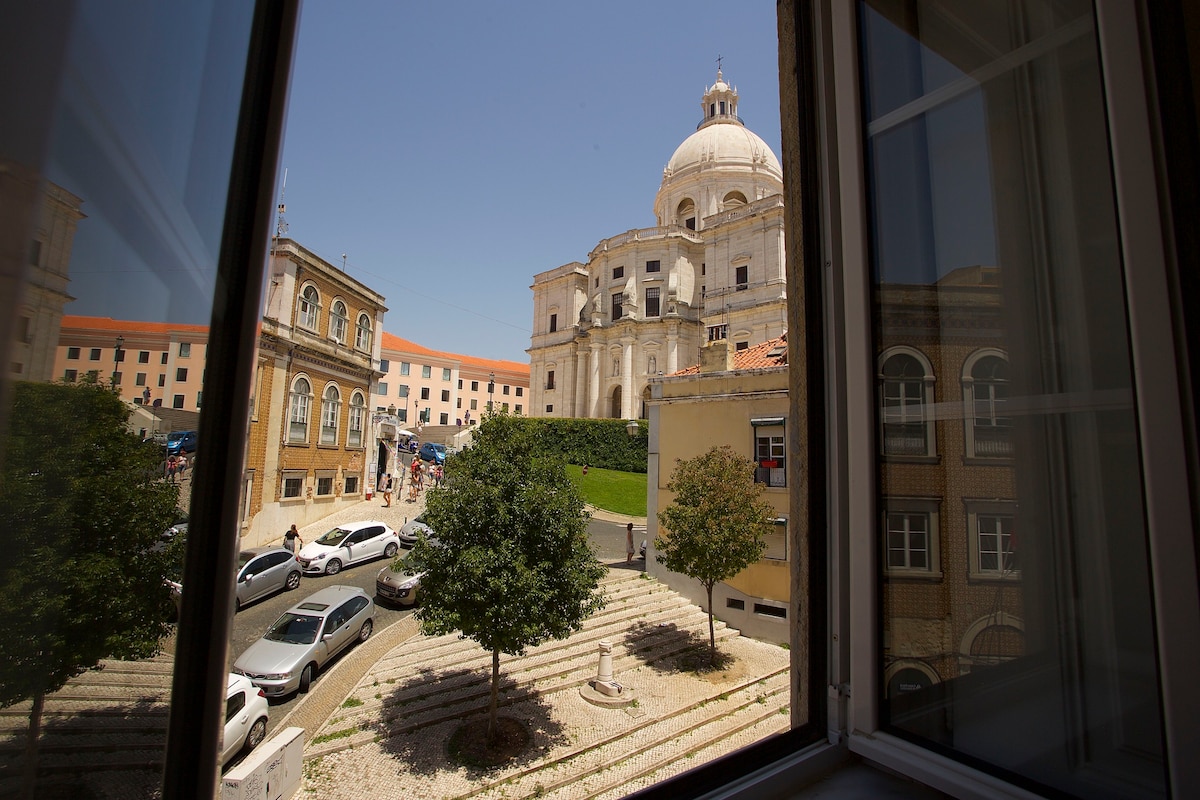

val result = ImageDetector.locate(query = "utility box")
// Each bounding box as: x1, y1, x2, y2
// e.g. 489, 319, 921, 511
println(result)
221, 726, 305, 800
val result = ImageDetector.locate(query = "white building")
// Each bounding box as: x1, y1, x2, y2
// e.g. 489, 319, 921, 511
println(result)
528, 70, 787, 420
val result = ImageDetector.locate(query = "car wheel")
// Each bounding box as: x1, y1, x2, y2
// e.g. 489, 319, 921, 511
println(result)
246, 717, 267, 751
324, 559, 342, 576
384, 542, 398, 558
234, 597, 242, 612
298, 664, 315, 693
285, 570, 301, 590
358, 619, 373, 642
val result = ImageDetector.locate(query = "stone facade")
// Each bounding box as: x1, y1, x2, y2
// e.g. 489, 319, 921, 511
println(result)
529, 70, 786, 420
242, 238, 387, 545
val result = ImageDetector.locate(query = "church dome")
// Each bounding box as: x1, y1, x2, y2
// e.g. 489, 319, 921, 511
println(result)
664, 123, 782, 177
654, 69, 783, 229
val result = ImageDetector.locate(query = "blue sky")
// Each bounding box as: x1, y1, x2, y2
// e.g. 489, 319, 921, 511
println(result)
276, 1, 782, 362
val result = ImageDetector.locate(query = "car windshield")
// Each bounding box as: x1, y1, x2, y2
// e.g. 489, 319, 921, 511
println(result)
167, 433, 185, 442
314, 528, 349, 546
263, 613, 321, 645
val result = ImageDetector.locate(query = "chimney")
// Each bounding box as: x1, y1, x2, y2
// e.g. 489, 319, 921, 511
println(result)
700, 339, 734, 374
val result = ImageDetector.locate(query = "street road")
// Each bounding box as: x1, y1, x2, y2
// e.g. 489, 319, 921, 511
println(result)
228, 516, 645, 738
228, 551, 414, 732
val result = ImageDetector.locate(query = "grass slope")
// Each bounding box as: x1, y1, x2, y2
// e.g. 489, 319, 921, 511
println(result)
565, 464, 647, 518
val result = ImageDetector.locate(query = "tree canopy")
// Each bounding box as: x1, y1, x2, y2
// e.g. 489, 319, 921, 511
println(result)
0, 381, 181, 784
655, 445, 775, 659
411, 411, 606, 740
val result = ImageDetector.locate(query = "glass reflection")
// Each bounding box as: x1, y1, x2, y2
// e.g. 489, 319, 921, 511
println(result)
861, 1, 1166, 797
1, 1, 253, 795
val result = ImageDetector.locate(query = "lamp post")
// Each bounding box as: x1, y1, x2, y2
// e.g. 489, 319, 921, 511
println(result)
626, 419, 640, 438
487, 371, 495, 413
112, 335, 124, 390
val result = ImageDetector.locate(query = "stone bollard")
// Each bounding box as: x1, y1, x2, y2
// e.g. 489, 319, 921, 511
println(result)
597, 639, 614, 684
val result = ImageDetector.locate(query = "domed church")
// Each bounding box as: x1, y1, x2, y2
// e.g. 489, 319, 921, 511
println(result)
528, 70, 787, 419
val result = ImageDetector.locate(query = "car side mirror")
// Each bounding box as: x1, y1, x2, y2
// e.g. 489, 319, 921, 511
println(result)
322, 632, 335, 641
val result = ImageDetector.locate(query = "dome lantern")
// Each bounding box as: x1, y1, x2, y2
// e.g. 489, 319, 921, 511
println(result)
698, 68, 740, 130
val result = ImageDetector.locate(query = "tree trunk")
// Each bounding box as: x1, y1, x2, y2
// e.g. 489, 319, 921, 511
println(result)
21, 690, 44, 800
705, 582, 716, 662
488, 648, 500, 744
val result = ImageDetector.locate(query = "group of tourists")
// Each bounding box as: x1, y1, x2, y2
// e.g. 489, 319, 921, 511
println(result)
164, 453, 189, 482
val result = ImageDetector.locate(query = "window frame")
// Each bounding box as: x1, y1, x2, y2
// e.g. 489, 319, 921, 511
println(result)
329, 299, 349, 344
297, 283, 320, 331
288, 376, 312, 443
319, 383, 341, 446
354, 312, 372, 351
347, 391, 365, 448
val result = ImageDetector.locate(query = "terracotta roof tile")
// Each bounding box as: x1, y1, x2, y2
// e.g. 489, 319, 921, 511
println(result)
671, 335, 788, 376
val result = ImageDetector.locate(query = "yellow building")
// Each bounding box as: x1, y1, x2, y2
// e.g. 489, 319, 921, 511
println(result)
647, 335, 790, 643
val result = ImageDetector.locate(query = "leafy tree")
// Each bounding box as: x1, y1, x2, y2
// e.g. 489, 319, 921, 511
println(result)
655, 445, 776, 661
0, 382, 180, 790
411, 411, 606, 743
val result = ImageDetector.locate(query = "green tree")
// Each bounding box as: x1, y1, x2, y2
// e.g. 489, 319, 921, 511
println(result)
0, 382, 180, 790
655, 445, 776, 662
411, 411, 606, 743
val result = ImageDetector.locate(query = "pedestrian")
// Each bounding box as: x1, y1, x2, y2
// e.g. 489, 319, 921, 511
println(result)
177, 453, 188, 481
167, 455, 178, 482
283, 524, 301, 553
583, 463, 589, 476
626, 522, 635, 564
383, 473, 393, 507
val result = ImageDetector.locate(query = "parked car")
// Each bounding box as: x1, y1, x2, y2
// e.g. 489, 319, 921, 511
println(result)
418, 442, 446, 464
165, 430, 198, 455
222, 673, 268, 767
375, 551, 424, 607
232, 585, 375, 698
296, 521, 400, 575
398, 514, 434, 548
236, 546, 302, 609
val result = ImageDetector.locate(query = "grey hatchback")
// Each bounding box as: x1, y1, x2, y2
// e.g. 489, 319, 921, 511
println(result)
236, 547, 302, 610
232, 585, 374, 698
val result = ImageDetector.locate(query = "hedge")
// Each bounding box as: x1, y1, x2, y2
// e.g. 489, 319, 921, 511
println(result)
523, 417, 648, 474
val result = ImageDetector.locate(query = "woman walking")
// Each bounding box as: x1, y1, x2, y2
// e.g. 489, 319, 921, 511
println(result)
284, 524, 301, 553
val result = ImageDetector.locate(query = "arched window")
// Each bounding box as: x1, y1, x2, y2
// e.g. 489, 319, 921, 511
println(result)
676, 198, 696, 230
347, 391, 365, 448
723, 190, 748, 209
288, 376, 312, 442
962, 350, 1011, 459
329, 299, 348, 344
297, 284, 320, 331
355, 312, 372, 351
320, 384, 341, 445
878, 348, 936, 457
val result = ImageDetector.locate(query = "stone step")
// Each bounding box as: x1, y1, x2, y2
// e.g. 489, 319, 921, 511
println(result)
306, 586, 746, 759
464, 672, 789, 800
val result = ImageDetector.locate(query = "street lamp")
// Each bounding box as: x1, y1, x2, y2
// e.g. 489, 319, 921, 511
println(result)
112, 335, 124, 390
487, 371, 495, 413
626, 419, 640, 438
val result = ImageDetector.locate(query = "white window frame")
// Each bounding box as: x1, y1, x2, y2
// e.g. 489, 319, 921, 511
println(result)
878, 346, 937, 459
297, 284, 320, 331
347, 391, 365, 448
281, 470, 305, 500
961, 349, 1012, 460
329, 299, 348, 344
965, 500, 1019, 581
320, 384, 341, 446
288, 376, 312, 443
354, 312, 372, 351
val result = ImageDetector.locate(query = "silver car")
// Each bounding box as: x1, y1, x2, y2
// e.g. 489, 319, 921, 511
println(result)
398, 514, 434, 548
375, 551, 424, 607
233, 585, 374, 698
222, 673, 268, 767
236, 546, 302, 610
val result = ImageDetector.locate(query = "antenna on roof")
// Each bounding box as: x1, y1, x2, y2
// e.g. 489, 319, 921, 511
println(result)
275, 167, 289, 238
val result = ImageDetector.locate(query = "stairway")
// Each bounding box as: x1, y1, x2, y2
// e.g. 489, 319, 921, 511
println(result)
302, 570, 792, 800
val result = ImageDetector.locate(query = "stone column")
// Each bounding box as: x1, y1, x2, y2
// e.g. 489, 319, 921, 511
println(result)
588, 342, 602, 419
575, 346, 588, 418
621, 337, 634, 420
667, 322, 679, 374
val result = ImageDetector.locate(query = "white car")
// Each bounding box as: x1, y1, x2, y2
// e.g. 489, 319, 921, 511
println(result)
222, 673, 268, 767
296, 521, 400, 575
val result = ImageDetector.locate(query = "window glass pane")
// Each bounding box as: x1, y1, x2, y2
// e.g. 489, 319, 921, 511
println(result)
860, 1, 1165, 795
1, 1, 257, 794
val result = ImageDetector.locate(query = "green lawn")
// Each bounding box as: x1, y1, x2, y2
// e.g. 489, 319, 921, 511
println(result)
565, 464, 647, 518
